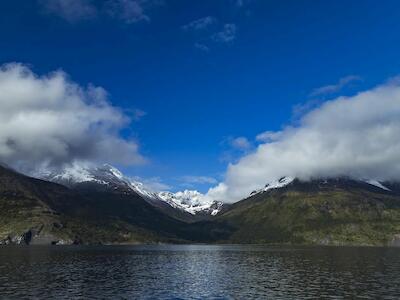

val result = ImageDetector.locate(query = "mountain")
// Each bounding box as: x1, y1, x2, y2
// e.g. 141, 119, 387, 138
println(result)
158, 190, 223, 216
38, 164, 224, 221
2, 163, 400, 246
37, 164, 157, 196
0, 164, 203, 245
211, 177, 400, 246
0, 164, 79, 245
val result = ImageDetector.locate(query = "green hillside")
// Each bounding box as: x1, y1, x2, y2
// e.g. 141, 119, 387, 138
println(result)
2, 165, 400, 246
214, 179, 400, 246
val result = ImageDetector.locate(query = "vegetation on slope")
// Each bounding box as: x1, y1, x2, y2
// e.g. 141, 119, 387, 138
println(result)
0, 165, 189, 244
214, 179, 400, 245
1, 165, 400, 246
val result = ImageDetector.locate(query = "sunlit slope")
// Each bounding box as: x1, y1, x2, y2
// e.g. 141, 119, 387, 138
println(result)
216, 178, 400, 245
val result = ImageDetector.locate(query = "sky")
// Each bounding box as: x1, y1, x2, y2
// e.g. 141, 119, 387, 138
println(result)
1, 1, 400, 201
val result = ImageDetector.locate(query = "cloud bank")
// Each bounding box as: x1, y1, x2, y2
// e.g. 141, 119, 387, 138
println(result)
0, 63, 144, 173
207, 79, 400, 202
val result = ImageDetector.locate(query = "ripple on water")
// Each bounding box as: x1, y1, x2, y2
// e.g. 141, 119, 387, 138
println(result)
0, 245, 399, 299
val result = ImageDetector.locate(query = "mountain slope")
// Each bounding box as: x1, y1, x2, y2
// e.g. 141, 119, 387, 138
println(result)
0, 165, 199, 245
212, 177, 400, 246
0, 165, 80, 244
39, 164, 224, 221
3, 164, 400, 246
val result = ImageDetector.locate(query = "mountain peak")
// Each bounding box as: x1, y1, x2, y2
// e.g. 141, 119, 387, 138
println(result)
37, 164, 223, 216
100, 164, 124, 180
158, 190, 222, 216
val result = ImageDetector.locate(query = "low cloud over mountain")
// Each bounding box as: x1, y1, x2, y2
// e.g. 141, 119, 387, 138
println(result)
208, 79, 400, 202
0, 63, 145, 173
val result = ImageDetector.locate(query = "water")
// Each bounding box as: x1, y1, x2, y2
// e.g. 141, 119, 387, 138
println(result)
0, 245, 399, 299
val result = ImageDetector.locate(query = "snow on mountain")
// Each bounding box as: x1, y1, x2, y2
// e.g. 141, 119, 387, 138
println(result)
250, 176, 295, 196
365, 180, 391, 191
37, 164, 153, 195
263, 176, 295, 192
40, 164, 100, 184
37, 164, 222, 216
249, 176, 393, 197
158, 190, 223, 216
32, 164, 397, 217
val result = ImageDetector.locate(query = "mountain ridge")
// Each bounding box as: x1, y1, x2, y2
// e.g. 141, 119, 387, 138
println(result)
1, 164, 400, 246
37, 164, 224, 219
213, 177, 400, 245
0, 164, 204, 245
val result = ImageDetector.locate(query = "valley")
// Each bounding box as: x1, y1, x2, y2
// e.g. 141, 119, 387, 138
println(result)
1, 164, 399, 246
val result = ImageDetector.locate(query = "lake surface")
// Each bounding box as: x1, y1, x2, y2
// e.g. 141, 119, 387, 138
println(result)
0, 245, 399, 299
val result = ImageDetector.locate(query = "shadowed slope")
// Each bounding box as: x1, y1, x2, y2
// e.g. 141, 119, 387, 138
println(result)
0, 165, 195, 244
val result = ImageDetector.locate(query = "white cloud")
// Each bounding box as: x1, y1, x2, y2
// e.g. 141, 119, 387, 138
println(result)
255, 131, 282, 143
310, 75, 362, 97
134, 176, 171, 191
39, 0, 97, 22
184, 19, 237, 50
180, 175, 218, 185
105, 0, 150, 23
212, 24, 237, 43
39, 0, 158, 24
182, 16, 216, 31
194, 43, 210, 52
230, 136, 251, 150
218, 136, 252, 163
207, 79, 400, 202
0, 63, 145, 173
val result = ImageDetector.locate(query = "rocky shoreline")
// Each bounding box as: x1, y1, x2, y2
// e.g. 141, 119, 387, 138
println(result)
0, 226, 80, 246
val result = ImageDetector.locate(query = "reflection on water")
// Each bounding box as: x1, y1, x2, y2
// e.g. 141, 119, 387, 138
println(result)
0, 245, 399, 299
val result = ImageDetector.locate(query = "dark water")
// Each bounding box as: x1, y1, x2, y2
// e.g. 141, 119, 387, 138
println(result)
0, 245, 399, 299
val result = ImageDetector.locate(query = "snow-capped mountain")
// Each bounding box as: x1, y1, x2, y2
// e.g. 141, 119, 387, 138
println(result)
250, 176, 295, 196
37, 164, 156, 197
158, 190, 223, 216
250, 176, 393, 197
37, 164, 223, 216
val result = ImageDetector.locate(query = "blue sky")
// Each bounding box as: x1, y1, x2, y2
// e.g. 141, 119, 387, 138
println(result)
2, 0, 400, 192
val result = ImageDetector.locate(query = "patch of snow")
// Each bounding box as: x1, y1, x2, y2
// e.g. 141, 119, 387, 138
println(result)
105, 165, 124, 180
157, 190, 223, 215
251, 176, 294, 196
264, 176, 294, 192
37, 164, 98, 184
211, 209, 220, 216
129, 181, 158, 199
365, 180, 391, 191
